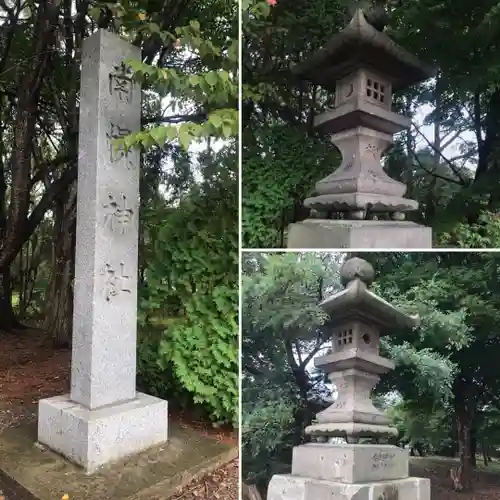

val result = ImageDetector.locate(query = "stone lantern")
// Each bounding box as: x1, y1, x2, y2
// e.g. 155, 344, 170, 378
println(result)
287, 8, 436, 249
267, 257, 430, 500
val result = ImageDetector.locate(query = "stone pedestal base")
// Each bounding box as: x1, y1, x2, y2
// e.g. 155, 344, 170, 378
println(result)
38, 392, 168, 473
267, 475, 430, 500
268, 443, 429, 500
287, 219, 432, 248
292, 443, 408, 483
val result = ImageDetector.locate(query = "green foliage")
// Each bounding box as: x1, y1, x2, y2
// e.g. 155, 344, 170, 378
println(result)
115, 1, 239, 151
137, 331, 174, 397
242, 385, 299, 487
139, 146, 238, 426
242, 253, 340, 486
388, 400, 452, 453
438, 212, 500, 248
243, 252, 332, 337
242, 126, 337, 247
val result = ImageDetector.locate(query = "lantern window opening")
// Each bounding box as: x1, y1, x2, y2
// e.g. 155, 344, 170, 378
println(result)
366, 77, 385, 104
336, 329, 353, 346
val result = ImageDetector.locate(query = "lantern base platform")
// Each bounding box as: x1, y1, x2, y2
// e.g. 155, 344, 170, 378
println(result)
292, 443, 409, 484
267, 475, 430, 500
287, 219, 432, 249
305, 422, 398, 440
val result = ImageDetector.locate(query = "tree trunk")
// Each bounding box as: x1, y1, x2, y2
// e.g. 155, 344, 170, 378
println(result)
482, 442, 489, 467
0, 266, 19, 331
44, 183, 76, 348
453, 377, 474, 491
0, 0, 67, 273
242, 483, 263, 500
471, 429, 477, 467
414, 441, 425, 457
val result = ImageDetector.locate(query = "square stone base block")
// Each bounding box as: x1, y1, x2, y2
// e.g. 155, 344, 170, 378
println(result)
267, 475, 430, 500
292, 443, 409, 483
38, 392, 168, 473
287, 219, 432, 249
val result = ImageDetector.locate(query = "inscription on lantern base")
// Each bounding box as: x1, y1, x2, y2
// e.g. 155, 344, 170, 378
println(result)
292, 443, 408, 484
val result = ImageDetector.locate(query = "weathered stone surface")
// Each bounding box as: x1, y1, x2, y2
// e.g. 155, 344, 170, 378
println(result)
287, 219, 432, 249
314, 101, 410, 136
339, 257, 375, 285
38, 393, 168, 473
304, 193, 419, 214
301, 257, 416, 440
267, 475, 430, 500
37, 29, 169, 472
71, 29, 141, 410
291, 444, 409, 483
312, 368, 392, 428
305, 126, 412, 210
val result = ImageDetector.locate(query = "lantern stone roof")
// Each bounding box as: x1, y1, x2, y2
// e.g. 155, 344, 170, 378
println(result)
319, 257, 418, 331
292, 9, 436, 91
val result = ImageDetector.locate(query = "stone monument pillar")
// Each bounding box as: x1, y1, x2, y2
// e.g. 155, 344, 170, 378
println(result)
37, 30, 168, 473
287, 9, 436, 249
267, 257, 430, 500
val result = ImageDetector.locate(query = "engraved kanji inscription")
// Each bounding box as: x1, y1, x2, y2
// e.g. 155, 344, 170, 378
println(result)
103, 193, 134, 234
109, 65, 134, 103
332, 453, 348, 477
372, 451, 396, 470
365, 144, 379, 158
106, 123, 133, 166
100, 262, 132, 301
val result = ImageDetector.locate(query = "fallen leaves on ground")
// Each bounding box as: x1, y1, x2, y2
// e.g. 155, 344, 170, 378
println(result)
171, 458, 238, 500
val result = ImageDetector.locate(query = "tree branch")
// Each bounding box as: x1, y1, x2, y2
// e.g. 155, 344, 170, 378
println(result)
142, 112, 206, 125
411, 121, 468, 185
411, 149, 464, 185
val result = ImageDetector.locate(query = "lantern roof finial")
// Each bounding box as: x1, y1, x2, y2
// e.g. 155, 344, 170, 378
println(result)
340, 257, 375, 287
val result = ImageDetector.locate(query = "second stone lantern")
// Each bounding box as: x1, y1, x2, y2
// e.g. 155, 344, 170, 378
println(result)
267, 257, 430, 500
287, 8, 436, 249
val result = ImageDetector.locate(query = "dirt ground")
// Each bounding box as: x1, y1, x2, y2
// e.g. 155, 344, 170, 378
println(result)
0, 329, 238, 500
411, 457, 500, 500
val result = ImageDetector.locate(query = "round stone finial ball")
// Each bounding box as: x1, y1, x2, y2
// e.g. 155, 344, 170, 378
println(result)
340, 257, 375, 286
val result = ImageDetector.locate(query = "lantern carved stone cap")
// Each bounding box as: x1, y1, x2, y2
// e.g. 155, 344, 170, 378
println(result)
319, 257, 419, 331
292, 8, 436, 91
